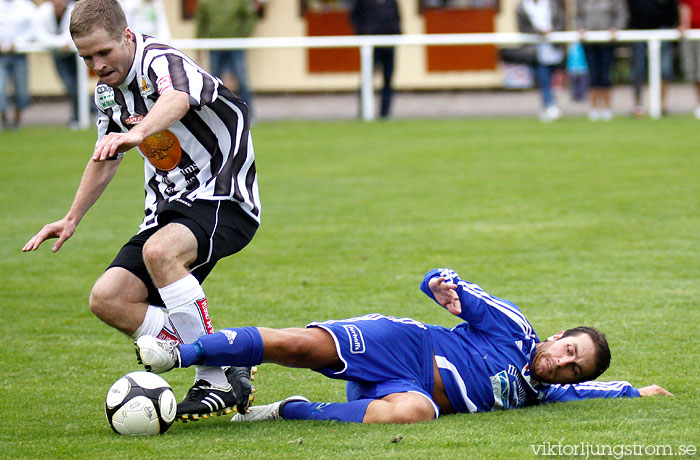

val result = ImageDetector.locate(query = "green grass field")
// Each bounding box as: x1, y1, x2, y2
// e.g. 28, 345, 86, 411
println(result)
1, 116, 698, 460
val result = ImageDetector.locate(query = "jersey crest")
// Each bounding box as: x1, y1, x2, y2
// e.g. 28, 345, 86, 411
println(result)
140, 77, 156, 97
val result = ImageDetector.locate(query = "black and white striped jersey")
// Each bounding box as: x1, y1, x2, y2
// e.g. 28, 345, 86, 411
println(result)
95, 33, 260, 233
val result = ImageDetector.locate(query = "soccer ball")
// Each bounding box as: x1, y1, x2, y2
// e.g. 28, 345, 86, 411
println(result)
105, 371, 177, 436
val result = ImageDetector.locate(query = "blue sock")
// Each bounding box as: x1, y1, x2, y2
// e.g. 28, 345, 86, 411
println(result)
281, 399, 372, 423
178, 342, 203, 368
179, 327, 264, 368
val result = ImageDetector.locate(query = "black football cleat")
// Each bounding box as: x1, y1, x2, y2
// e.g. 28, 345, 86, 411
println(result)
225, 366, 257, 414
176, 379, 236, 422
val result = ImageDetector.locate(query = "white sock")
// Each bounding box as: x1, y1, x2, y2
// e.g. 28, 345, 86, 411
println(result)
131, 305, 184, 343
158, 275, 228, 388
132, 305, 168, 339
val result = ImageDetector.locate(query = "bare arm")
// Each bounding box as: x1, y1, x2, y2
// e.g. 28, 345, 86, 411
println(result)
23, 156, 122, 252
91, 89, 190, 161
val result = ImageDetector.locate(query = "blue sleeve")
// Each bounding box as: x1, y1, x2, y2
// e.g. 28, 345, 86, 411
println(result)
420, 268, 536, 339
542, 381, 640, 403
421, 268, 485, 323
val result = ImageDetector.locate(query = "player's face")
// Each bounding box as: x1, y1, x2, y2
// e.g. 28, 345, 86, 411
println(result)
74, 27, 135, 87
531, 332, 597, 384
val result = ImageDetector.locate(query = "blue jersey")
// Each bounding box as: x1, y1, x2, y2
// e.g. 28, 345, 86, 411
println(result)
421, 268, 640, 413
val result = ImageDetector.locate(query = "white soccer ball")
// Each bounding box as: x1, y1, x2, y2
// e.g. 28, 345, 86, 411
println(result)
105, 371, 177, 436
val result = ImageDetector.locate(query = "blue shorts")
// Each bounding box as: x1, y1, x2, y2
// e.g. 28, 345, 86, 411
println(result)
307, 314, 439, 418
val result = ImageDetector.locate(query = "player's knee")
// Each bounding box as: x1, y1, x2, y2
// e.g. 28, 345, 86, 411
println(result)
371, 398, 435, 424
270, 329, 319, 366
384, 411, 433, 424
389, 406, 433, 424
89, 279, 116, 319
141, 238, 169, 269
281, 334, 315, 364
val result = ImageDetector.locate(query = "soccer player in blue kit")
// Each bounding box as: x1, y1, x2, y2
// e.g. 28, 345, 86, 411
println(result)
136, 267, 672, 423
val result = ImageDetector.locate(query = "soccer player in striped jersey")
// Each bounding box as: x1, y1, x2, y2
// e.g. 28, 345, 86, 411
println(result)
23, 0, 260, 421
135, 267, 671, 423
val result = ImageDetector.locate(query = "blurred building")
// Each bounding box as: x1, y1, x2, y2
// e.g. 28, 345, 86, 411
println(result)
30, 0, 524, 96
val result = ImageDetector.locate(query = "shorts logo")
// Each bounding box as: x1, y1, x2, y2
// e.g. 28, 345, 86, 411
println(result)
343, 325, 365, 354
175, 198, 193, 207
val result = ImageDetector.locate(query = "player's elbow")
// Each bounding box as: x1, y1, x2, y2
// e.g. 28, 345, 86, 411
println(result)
171, 89, 191, 113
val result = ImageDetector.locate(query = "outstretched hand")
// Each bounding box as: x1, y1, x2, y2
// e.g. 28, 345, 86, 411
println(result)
429, 277, 462, 315
92, 131, 144, 161
638, 385, 673, 397
22, 218, 77, 253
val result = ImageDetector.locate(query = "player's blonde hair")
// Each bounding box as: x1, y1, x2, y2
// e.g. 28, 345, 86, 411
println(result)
70, 0, 127, 40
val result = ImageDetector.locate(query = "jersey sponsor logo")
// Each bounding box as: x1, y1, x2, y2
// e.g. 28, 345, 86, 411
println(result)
491, 370, 511, 410
221, 329, 238, 344
126, 114, 144, 125
138, 129, 182, 171
96, 84, 116, 110
492, 365, 531, 409
343, 324, 365, 354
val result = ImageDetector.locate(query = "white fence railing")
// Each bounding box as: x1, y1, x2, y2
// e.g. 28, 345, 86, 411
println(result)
20, 29, 700, 127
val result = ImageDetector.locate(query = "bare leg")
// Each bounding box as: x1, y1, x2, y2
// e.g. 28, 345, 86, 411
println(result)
142, 223, 197, 288
259, 327, 341, 369
89, 222, 198, 336
589, 88, 600, 109
90, 267, 149, 336
602, 88, 611, 109
363, 392, 437, 423
661, 82, 668, 113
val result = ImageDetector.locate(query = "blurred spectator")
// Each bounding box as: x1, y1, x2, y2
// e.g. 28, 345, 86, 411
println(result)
565, 42, 589, 102
517, 0, 566, 121
0, 0, 36, 130
121, 0, 171, 41
679, 0, 700, 117
575, 0, 629, 121
37, 0, 79, 129
627, 0, 679, 117
196, 0, 261, 114
350, 0, 401, 119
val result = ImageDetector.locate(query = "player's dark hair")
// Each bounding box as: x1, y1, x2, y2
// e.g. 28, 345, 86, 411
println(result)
70, 0, 127, 40
560, 326, 611, 382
